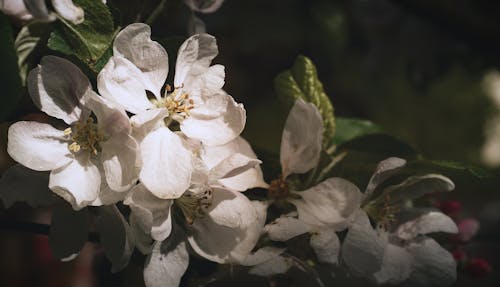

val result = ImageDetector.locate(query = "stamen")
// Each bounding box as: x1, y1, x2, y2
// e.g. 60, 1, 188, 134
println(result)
175, 188, 212, 224
153, 86, 195, 120
65, 117, 105, 156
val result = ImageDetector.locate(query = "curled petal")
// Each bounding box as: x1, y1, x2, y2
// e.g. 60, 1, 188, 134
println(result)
51, 0, 84, 24
384, 174, 455, 204
395, 210, 458, 240
364, 157, 406, 201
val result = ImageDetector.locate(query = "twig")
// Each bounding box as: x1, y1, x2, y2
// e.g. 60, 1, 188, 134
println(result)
146, 0, 167, 25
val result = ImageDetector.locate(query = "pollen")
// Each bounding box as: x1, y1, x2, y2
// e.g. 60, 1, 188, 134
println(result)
175, 188, 212, 225
64, 117, 105, 156
152, 86, 195, 120
364, 194, 400, 230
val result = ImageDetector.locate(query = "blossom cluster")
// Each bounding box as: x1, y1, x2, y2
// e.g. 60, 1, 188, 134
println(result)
0, 22, 460, 286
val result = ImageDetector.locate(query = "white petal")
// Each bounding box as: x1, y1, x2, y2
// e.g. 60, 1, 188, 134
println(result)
23, 0, 55, 21
203, 137, 268, 190
364, 157, 406, 201
84, 91, 131, 136
140, 128, 192, 199
174, 34, 222, 92
185, 0, 225, 14
291, 177, 362, 229
373, 243, 414, 285
97, 56, 154, 114
124, 184, 173, 242
7, 121, 72, 171
0, 0, 33, 21
113, 23, 168, 96
341, 210, 385, 275
27, 56, 90, 124
96, 205, 135, 272
248, 256, 293, 276
49, 156, 100, 210
144, 240, 189, 287
209, 153, 261, 181
310, 229, 340, 264
49, 205, 89, 260
101, 134, 140, 192
240, 247, 285, 266
188, 189, 263, 263
51, 0, 84, 24
264, 216, 311, 241
131, 108, 169, 142
0, 164, 58, 208
90, 179, 128, 206
384, 174, 455, 204
395, 211, 458, 240
181, 92, 245, 146
406, 237, 457, 287
130, 214, 154, 255
280, 99, 323, 177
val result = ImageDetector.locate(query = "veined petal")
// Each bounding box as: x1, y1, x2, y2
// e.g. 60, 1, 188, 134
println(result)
7, 121, 72, 171
139, 128, 192, 199
383, 174, 455, 204
28, 56, 90, 124
51, 0, 84, 24
48, 205, 89, 260
113, 23, 168, 96
49, 155, 100, 210
395, 210, 458, 240
97, 56, 154, 114
96, 205, 135, 272
0, 164, 58, 208
280, 99, 322, 177
341, 210, 385, 275
310, 229, 340, 264
144, 240, 189, 287
264, 216, 311, 241
372, 243, 414, 285
290, 177, 362, 229
101, 134, 140, 192
124, 184, 173, 242
181, 92, 245, 146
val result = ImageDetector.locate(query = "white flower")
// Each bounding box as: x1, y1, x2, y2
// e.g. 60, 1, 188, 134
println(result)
7, 56, 139, 209
1, 0, 86, 24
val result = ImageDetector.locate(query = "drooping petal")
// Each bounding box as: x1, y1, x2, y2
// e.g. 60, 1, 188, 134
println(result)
139, 128, 192, 199
364, 157, 406, 201
49, 155, 100, 210
181, 92, 245, 146
290, 177, 362, 229
280, 99, 323, 177
96, 205, 135, 272
0, 164, 58, 208
27, 56, 90, 124
341, 210, 385, 275
405, 237, 457, 287
395, 210, 458, 241
208, 153, 260, 182
113, 23, 168, 96
124, 184, 173, 242
264, 216, 311, 241
143, 240, 189, 287
372, 243, 414, 285
51, 0, 84, 24
174, 34, 223, 93
48, 205, 89, 260
187, 189, 263, 263
185, 0, 225, 14
101, 134, 140, 192
310, 229, 340, 264
7, 121, 72, 171
384, 174, 455, 204
97, 56, 154, 114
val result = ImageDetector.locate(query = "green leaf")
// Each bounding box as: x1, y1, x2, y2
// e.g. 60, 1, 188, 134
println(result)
15, 23, 52, 85
47, 0, 116, 73
333, 117, 383, 145
274, 55, 335, 148
0, 13, 23, 121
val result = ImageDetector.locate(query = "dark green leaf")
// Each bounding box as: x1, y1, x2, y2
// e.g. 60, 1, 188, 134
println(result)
274, 55, 335, 148
333, 117, 383, 145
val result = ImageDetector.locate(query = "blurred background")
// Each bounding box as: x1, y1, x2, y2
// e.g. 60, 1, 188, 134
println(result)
1, 0, 500, 286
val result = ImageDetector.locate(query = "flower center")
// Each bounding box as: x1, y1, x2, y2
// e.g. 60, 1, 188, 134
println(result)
175, 187, 212, 225
151, 84, 194, 120
268, 175, 290, 200
64, 117, 105, 155
364, 194, 400, 230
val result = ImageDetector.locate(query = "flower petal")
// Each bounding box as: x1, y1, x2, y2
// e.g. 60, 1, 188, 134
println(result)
7, 121, 72, 171
97, 56, 154, 114
84, 91, 131, 136
96, 205, 135, 272
241, 247, 286, 266
124, 184, 173, 242
209, 153, 261, 182
310, 229, 340, 264
372, 243, 414, 285
101, 134, 140, 192
384, 174, 455, 204
51, 0, 84, 24
264, 216, 311, 241
49, 155, 100, 210
131, 108, 169, 142
280, 99, 323, 177
0, 164, 58, 208
139, 128, 192, 199
181, 92, 245, 146
290, 177, 362, 229
113, 23, 168, 96
248, 256, 293, 276
49, 205, 89, 260
143, 240, 189, 287
28, 56, 90, 124
23, 0, 55, 21
341, 210, 385, 275
395, 210, 458, 240
364, 157, 406, 201
185, 0, 225, 14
